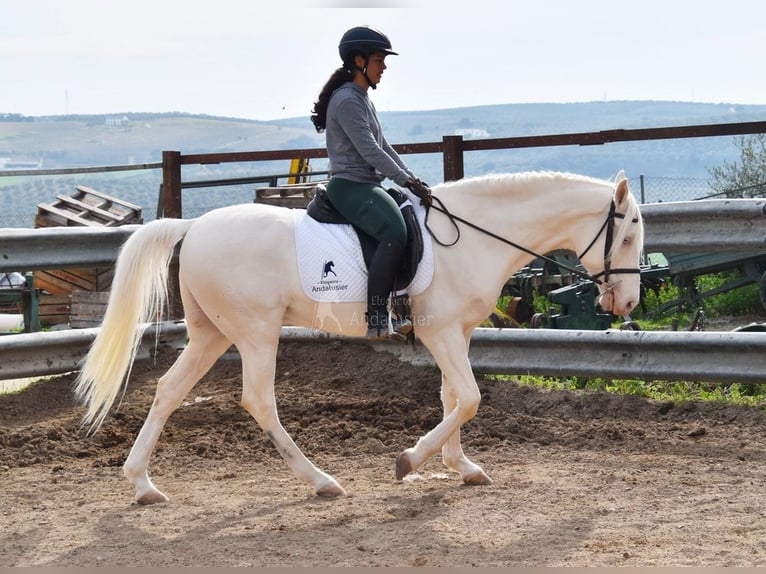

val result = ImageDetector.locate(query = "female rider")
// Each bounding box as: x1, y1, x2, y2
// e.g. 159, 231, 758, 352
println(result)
310, 26, 431, 340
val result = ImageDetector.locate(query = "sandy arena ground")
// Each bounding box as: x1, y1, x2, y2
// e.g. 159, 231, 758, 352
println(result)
1, 338, 765, 567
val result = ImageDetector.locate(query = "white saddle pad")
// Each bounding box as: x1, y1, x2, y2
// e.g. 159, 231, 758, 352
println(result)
294, 200, 434, 302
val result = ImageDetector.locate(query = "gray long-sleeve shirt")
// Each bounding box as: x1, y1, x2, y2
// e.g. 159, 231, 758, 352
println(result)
325, 82, 414, 187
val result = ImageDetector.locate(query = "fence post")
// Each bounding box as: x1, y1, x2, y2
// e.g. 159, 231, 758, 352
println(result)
442, 135, 465, 181
161, 150, 183, 318
162, 150, 182, 219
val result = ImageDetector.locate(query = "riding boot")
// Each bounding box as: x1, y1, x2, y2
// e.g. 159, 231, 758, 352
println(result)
366, 239, 413, 340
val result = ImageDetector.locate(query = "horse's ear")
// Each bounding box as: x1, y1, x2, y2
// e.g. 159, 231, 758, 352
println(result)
614, 169, 626, 182
615, 176, 630, 206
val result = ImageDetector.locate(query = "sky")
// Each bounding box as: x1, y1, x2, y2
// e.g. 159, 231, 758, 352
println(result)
2, 0, 766, 121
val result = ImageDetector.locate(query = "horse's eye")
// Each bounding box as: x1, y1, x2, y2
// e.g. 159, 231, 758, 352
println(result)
623, 236, 632, 245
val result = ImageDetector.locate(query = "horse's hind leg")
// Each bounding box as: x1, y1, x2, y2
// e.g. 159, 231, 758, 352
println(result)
238, 328, 346, 498
123, 302, 232, 504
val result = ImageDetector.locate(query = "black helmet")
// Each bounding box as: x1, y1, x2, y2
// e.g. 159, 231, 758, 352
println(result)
338, 26, 398, 63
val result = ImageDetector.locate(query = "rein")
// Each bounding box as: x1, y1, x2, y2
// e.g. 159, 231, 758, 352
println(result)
423, 195, 640, 286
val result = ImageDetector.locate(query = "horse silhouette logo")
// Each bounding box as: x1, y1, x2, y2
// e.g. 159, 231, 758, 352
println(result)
322, 260, 337, 278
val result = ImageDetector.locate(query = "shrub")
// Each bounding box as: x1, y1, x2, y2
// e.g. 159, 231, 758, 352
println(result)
696, 272, 762, 316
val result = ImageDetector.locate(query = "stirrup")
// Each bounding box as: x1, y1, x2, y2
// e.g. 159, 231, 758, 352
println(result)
391, 316, 413, 336
365, 310, 412, 341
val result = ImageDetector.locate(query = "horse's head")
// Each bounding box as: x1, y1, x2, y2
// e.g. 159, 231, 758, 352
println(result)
577, 173, 644, 317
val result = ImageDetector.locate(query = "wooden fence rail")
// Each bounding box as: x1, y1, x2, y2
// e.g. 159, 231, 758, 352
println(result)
158, 120, 766, 218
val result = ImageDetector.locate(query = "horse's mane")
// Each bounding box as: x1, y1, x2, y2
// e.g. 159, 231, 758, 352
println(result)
436, 170, 643, 261
437, 170, 609, 196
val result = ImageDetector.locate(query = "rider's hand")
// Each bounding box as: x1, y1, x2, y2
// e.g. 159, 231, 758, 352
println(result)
405, 178, 433, 208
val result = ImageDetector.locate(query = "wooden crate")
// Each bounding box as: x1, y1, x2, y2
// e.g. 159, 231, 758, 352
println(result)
69, 290, 110, 328
34, 267, 114, 296
39, 293, 71, 326
35, 185, 143, 228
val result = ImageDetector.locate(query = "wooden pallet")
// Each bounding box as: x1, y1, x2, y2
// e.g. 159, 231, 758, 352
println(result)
36, 185, 142, 228
254, 180, 327, 209
32, 185, 140, 326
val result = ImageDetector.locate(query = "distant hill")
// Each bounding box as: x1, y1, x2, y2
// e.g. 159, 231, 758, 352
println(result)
0, 112, 322, 167
1, 102, 765, 227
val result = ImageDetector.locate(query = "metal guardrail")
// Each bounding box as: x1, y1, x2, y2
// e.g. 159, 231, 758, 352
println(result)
1, 199, 765, 273
640, 199, 766, 252
0, 321, 188, 381
1, 324, 764, 384
448, 328, 766, 383
0, 224, 140, 272
290, 327, 766, 384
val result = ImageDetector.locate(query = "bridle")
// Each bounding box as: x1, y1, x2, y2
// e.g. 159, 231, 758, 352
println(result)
424, 195, 641, 287
575, 198, 642, 285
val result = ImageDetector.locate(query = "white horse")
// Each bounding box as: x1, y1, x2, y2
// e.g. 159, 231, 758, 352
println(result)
75, 170, 644, 505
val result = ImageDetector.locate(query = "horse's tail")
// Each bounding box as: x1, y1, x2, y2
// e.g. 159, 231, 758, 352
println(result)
74, 218, 194, 433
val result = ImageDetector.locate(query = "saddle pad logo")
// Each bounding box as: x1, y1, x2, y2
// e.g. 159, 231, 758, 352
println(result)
311, 259, 352, 296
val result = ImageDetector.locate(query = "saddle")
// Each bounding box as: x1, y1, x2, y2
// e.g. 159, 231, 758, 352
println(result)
306, 184, 425, 293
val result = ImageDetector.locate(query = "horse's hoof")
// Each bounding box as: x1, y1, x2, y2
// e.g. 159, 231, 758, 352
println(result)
134, 489, 169, 505
316, 482, 346, 498
396, 451, 413, 480
463, 470, 493, 486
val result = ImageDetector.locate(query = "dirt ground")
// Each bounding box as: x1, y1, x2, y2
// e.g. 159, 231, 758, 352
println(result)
1, 336, 765, 567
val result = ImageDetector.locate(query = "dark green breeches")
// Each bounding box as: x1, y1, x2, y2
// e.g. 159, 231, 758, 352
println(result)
326, 178, 407, 245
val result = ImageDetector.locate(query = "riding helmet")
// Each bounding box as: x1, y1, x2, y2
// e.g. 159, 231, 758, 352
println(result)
338, 26, 398, 62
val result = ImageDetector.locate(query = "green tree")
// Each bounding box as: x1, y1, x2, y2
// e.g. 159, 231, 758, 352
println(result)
708, 133, 766, 197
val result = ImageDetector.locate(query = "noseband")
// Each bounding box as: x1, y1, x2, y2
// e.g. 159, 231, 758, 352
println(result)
425, 196, 641, 286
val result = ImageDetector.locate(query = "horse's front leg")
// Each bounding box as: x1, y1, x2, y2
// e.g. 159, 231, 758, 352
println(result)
439, 374, 493, 485
395, 327, 491, 484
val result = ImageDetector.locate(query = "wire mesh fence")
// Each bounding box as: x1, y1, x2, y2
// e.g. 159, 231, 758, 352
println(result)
632, 176, 766, 204
633, 176, 710, 203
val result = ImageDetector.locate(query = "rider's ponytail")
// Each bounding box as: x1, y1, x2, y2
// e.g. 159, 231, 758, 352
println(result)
310, 66, 353, 133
